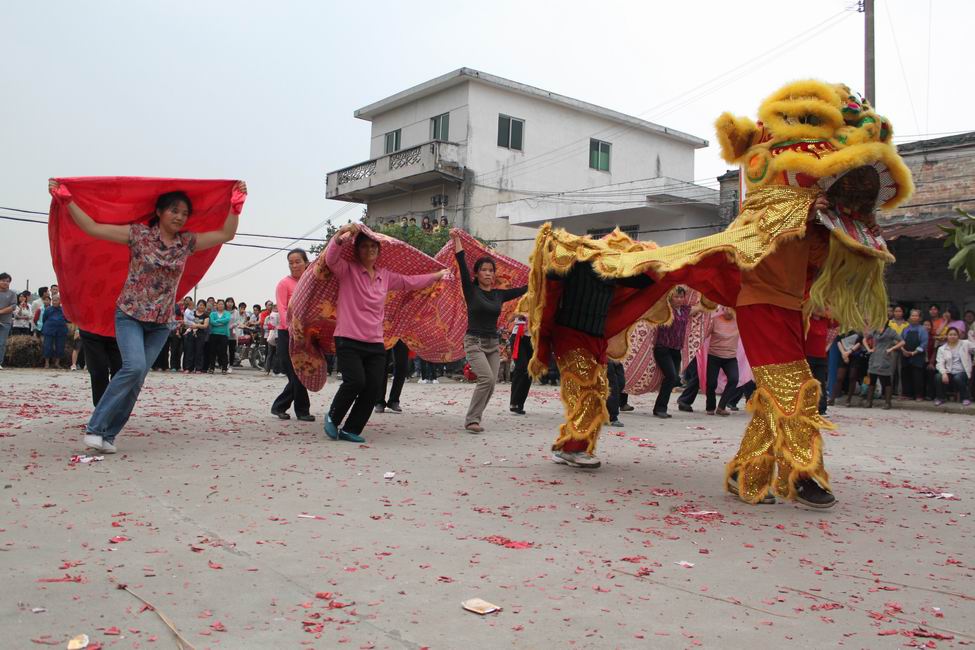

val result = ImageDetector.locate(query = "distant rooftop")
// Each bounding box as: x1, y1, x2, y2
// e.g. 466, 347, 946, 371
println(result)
354, 67, 708, 149
897, 131, 975, 154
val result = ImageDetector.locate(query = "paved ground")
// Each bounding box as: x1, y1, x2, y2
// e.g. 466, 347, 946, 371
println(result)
2, 367, 972, 649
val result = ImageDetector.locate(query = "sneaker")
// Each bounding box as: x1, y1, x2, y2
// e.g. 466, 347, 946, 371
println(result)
551, 450, 601, 469
963, 400, 972, 407
324, 415, 339, 440
609, 419, 624, 427
678, 403, 693, 413
374, 404, 385, 414
715, 408, 730, 417
338, 430, 365, 443
387, 402, 402, 413
84, 434, 105, 451
432, 379, 440, 384
100, 439, 117, 454
70, 365, 78, 371
227, 367, 233, 374
933, 399, 944, 406
653, 411, 672, 419
271, 410, 291, 420
419, 379, 429, 384
620, 404, 635, 412
795, 478, 837, 509
727, 472, 776, 505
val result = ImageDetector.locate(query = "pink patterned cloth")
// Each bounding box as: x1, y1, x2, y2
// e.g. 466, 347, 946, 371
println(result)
288, 227, 528, 392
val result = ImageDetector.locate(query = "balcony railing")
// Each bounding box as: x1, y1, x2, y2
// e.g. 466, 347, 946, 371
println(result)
327, 141, 464, 201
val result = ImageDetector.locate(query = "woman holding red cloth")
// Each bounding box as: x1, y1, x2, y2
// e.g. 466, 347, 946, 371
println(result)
48, 179, 245, 454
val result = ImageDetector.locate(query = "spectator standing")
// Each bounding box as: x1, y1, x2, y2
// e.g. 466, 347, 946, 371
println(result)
806, 310, 835, 415
12, 292, 34, 336
30, 287, 49, 330
0, 272, 16, 367
606, 360, 627, 426
185, 300, 210, 373
830, 330, 862, 405
900, 309, 928, 400
888, 305, 908, 395
923, 320, 938, 400
963, 310, 975, 340
264, 305, 279, 375
168, 304, 184, 371
226, 298, 241, 370
934, 327, 974, 406
929, 304, 947, 347
944, 308, 965, 337
865, 323, 904, 409
497, 336, 512, 384
41, 295, 69, 369
34, 295, 51, 335
271, 249, 314, 421
208, 299, 232, 374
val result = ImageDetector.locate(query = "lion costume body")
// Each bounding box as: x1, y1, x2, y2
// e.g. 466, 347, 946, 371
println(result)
521, 80, 913, 502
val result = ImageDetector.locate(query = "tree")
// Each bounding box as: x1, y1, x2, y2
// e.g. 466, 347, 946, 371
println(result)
308, 217, 491, 258
941, 209, 975, 281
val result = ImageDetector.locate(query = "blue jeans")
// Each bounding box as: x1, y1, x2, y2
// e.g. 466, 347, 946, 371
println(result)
0, 322, 9, 365
85, 309, 170, 442
826, 340, 842, 399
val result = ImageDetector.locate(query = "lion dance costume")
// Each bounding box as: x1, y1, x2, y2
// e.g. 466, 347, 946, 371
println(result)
522, 80, 913, 504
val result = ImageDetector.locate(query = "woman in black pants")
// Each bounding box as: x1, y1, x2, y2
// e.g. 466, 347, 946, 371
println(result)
323, 224, 447, 442
79, 330, 123, 406
272, 250, 313, 421
508, 315, 533, 415
184, 301, 210, 373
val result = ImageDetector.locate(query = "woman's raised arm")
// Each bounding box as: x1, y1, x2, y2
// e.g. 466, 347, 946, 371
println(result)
49, 179, 130, 245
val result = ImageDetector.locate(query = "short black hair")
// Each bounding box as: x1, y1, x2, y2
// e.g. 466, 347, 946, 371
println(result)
0, 272, 10, 281
354, 232, 380, 252
149, 191, 193, 227
288, 248, 309, 263
38, 286, 49, 298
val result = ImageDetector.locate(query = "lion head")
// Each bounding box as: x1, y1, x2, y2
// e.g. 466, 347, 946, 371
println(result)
715, 80, 914, 218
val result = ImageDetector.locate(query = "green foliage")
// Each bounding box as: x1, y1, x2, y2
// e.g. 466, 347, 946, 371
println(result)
940, 209, 975, 282
308, 221, 490, 258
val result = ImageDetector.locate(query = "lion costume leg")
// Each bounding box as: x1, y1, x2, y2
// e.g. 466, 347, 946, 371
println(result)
551, 326, 609, 456
726, 305, 834, 503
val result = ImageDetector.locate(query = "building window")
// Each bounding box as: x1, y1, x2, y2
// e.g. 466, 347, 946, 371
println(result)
430, 113, 449, 141
589, 139, 611, 171
384, 129, 401, 154
587, 225, 638, 239
498, 115, 524, 151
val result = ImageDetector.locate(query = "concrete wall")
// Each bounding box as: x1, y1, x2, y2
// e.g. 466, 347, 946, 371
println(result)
367, 83, 470, 160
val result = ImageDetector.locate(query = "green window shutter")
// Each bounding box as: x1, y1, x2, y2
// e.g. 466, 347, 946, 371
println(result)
498, 115, 510, 147
510, 119, 523, 150
441, 113, 449, 140
589, 139, 599, 169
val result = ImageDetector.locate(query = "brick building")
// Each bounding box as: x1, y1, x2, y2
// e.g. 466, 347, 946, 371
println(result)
715, 131, 975, 316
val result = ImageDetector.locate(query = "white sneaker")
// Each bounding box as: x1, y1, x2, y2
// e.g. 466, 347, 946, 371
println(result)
432, 379, 439, 384
84, 434, 104, 451
70, 365, 78, 371
551, 450, 601, 469
419, 379, 429, 384
101, 439, 117, 454
227, 367, 233, 374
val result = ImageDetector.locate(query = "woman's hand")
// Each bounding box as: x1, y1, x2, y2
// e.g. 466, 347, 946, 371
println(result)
336, 223, 358, 244
450, 228, 463, 253
808, 194, 830, 221
235, 180, 247, 195
434, 269, 450, 281
841, 352, 850, 363
48, 179, 60, 195
942, 373, 950, 385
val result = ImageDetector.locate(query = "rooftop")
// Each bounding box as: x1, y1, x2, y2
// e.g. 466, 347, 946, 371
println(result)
896, 131, 975, 154
353, 67, 708, 149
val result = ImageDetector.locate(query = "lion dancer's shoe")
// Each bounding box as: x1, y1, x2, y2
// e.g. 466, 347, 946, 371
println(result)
549, 327, 609, 470
726, 305, 837, 509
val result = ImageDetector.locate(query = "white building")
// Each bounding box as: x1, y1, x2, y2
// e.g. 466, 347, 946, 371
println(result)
326, 68, 719, 261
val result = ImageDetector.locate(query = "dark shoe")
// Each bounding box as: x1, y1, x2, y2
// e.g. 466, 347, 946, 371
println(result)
272, 410, 291, 420
882, 387, 892, 410
620, 404, 635, 412
653, 411, 672, 419
706, 409, 716, 415
609, 419, 624, 427
338, 430, 365, 443
296, 414, 316, 422
387, 402, 402, 413
678, 403, 693, 413
715, 408, 730, 416
727, 472, 776, 504
728, 405, 740, 411
510, 406, 526, 415
374, 404, 385, 414
794, 478, 836, 509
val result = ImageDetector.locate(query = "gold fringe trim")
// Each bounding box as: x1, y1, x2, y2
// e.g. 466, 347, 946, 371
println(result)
808, 230, 891, 331
551, 348, 609, 455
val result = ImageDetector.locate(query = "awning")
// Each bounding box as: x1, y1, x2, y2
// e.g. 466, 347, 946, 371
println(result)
882, 217, 954, 241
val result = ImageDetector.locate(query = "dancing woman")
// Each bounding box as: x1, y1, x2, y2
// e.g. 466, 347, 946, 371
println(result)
450, 229, 528, 433
271, 249, 313, 421
48, 179, 245, 453
323, 224, 448, 442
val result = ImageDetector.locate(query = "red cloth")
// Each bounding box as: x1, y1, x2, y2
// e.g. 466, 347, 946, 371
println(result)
737, 304, 805, 367
804, 315, 837, 358
48, 177, 245, 337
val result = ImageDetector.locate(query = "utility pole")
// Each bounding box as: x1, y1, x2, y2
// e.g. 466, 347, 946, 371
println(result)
862, 0, 875, 105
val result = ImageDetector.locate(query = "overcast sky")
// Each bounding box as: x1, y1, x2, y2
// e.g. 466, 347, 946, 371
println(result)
2, 0, 970, 302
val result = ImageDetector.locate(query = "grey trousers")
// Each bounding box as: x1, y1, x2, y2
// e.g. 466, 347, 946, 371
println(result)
464, 334, 500, 425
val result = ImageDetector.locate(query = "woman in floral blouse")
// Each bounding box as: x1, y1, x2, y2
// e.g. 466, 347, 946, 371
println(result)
48, 179, 245, 454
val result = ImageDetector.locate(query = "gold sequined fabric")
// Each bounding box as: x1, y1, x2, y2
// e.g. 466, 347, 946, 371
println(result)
551, 348, 609, 455
725, 360, 833, 503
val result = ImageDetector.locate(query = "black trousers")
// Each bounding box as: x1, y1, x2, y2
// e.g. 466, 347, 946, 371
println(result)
79, 330, 122, 407
706, 354, 739, 412
902, 363, 925, 399
509, 336, 534, 409
271, 330, 310, 415
807, 355, 828, 414
378, 339, 409, 407
653, 345, 682, 414
329, 337, 386, 434
606, 360, 626, 420
210, 334, 229, 371
677, 361, 699, 407
726, 380, 756, 408
169, 332, 183, 370
184, 331, 208, 371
